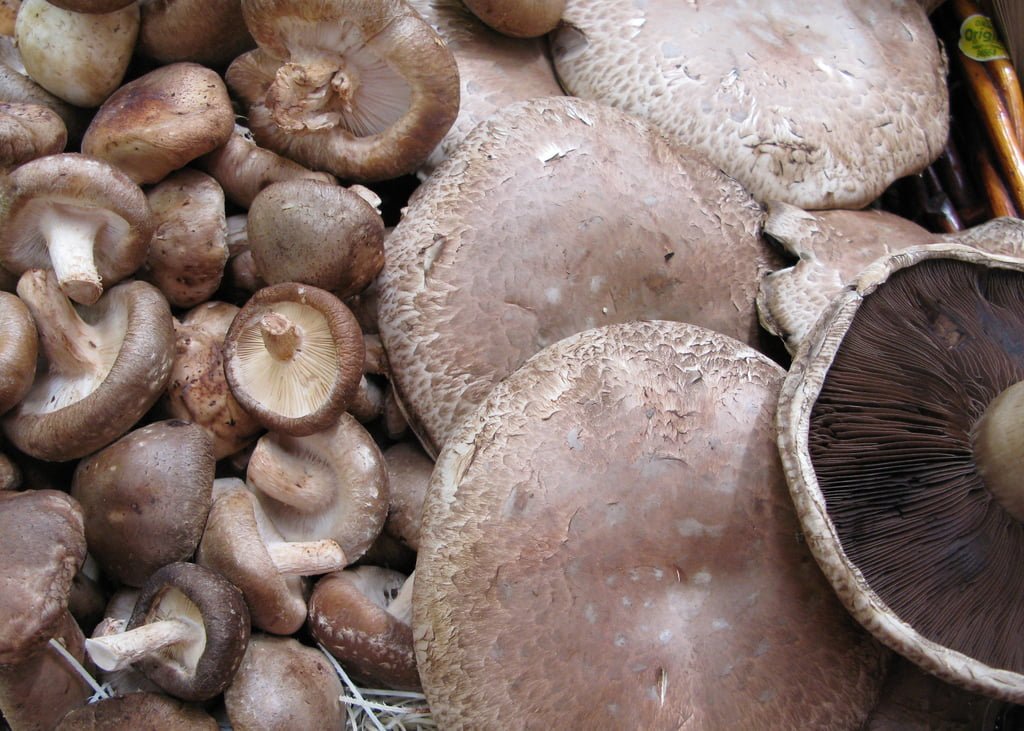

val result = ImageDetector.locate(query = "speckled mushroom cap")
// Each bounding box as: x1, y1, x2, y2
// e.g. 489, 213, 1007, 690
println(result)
757, 208, 1024, 354
551, 0, 948, 209
0, 290, 37, 416
415, 320, 887, 729
55, 691, 219, 731
777, 244, 1024, 702
378, 96, 781, 456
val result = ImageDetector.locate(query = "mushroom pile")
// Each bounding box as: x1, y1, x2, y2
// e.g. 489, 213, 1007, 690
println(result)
2, 0, 1022, 729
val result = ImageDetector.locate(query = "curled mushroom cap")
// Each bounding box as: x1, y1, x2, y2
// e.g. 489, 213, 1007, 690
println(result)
415, 320, 887, 728
227, 0, 460, 182
0, 290, 37, 415
56, 691, 219, 731
0, 101, 66, 168
81, 62, 236, 185
71, 419, 215, 587
3, 269, 175, 462
224, 283, 365, 436
378, 96, 781, 455
777, 244, 1024, 701
462, 0, 564, 38
551, 0, 948, 209
0, 153, 152, 305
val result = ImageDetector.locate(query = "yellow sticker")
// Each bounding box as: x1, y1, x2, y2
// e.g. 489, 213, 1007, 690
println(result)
959, 14, 1010, 62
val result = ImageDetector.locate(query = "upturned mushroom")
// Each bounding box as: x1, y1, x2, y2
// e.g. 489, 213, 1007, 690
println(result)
196, 478, 348, 635
226, 0, 460, 182
0, 153, 153, 305
377, 96, 782, 455
81, 62, 236, 185
84, 561, 250, 702
3, 269, 175, 461
777, 244, 1024, 701
70, 419, 215, 587
310, 565, 419, 690
224, 283, 364, 436
414, 320, 888, 728
550, 0, 949, 209
0, 290, 37, 415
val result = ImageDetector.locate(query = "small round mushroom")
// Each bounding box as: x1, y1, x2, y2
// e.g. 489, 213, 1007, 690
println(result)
226, 0, 460, 182
70, 419, 215, 587
246, 179, 385, 298
462, 0, 565, 38
84, 562, 250, 702
14, 0, 138, 108
224, 283, 364, 436
196, 478, 348, 635
56, 691, 219, 731
0, 101, 66, 168
2, 269, 175, 461
138, 0, 255, 68
310, 565, 419, 691
0, 153, 152, 305
414, 320, 888, 728
81, 62, 236, 185
224, 634, 346, 731
0, 290, 37, 415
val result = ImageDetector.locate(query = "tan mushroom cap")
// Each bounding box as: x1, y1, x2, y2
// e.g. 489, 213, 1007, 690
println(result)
46, 0, 134, 12
777, 244, 1024, 702
0, 101, 66, 168
227, 0, 460, 182
0, 290, 36, 415
415, 320, 887, 729
551, 0, 948, 209
462, 0, 565, 38
382, 440, 434, 552
224, 634, 345, 731
378, 96, 782, 456
81, 62, 236, 185
224, 283, 364, 436
3, 269, 175, 462
56, 691, 219, 731
138, 0, 255, 68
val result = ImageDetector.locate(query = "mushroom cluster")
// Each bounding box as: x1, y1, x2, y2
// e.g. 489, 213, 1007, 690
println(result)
3, 0, 1021, 728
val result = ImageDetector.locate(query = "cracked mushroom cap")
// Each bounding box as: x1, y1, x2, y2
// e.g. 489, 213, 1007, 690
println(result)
777, 244, 1024, 702
0, 489, 85, 665
378, 96, 781, 456
0, 290, 37, 415
0, 153, 152, 305
224, 283, 364, 436
71, 419, 215, 587
2, 269, 175, 462
550, 0, 948, 209
415, 320, 887, 729
226, 0, 460, 182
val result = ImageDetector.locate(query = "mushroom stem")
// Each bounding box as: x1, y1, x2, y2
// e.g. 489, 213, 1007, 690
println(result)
266, 57, 355, 133
84, 617, 197, 672
386, 571, 414, 624
15, 268, 104, 376
247, 434, 336, 512
260, 312, 300, 361
975, 380, 1024, 522
37, 208, 103, 305
266, 539, 347, 575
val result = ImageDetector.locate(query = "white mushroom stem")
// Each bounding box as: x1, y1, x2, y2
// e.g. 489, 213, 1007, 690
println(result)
248, 434, 335, 512
84, 618, 196, 672
386, 571, 415, 624
37, 208, 103, 305
267, 538, 348, 575
260, 312, 300, 361
975, 380, 1024, 522
15, 268, 103, 376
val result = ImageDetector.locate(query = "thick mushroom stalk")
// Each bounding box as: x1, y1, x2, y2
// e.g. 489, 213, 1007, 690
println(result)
266, 55, 358, 133
36, 206, 103, 305
246, 436, 335, 513
260, 312, 300, 362
266, 540, 345, 575
85, 616, 200, 672
975, 380, 1024, 522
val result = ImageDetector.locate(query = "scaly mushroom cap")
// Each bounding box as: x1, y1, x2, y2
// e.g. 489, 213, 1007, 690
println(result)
81, 62, 236, 185
0, 153, 152, 305
3, 269, 175, 462
462, 0, 564, 38
138, 0, 255, 68
551, 0, 949, 209
378, 96, 782, 455
224, 283, 364, 436
224, 634, 346, 731
777, 244, 1024, 701
226, 0, 460, 182
0, 290, 37, 415
0, 101, 66, 168
71, 419, 215, 587
415, 320, 887, 728
56, 691, 219, 730
0, 489, 85, 665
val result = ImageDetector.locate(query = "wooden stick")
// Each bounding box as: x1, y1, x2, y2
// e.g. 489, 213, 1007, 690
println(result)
976, 139, 1019, 218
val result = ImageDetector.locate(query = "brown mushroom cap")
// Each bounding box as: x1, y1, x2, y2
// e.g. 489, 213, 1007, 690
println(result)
81, 62, 236, 185
415, 320, 887, 728
777, 244, 1024, 701
224, 283, 365, 436
377, 96, 781, 455
0, 290, 37, 415
0, 153, 153, 305
382, 440, 434, 552
0, 61, 90, 145
56, 691, 219, 731
550, 0, 948, 209
224, 634, 346, 731
138, 0, 255, 68
3, 269, 176, 462
0, 101, 66, 168
226, 0, 460, 182
71, 419, 215, 587
462, 0, 565, 38
46, 0, 134, 12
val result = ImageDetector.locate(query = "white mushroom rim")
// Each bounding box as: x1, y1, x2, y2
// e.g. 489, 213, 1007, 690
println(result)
232, 300, 341, 418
